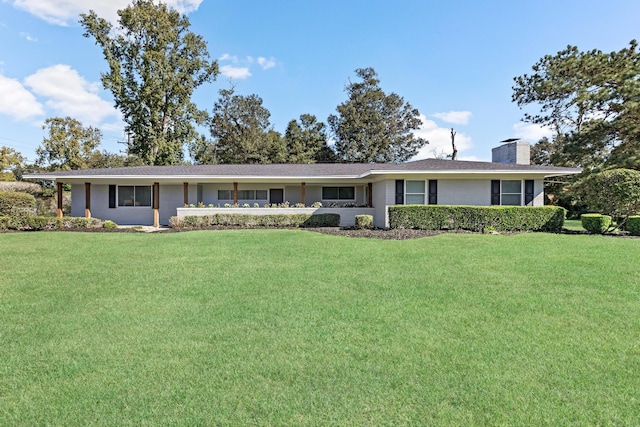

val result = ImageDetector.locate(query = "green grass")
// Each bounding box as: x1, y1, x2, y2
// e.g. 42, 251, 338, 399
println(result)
1, 230, 639, 425
563, 218, 586, 231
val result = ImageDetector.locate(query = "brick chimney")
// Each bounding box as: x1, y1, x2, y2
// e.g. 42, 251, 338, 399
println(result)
492, 141, 530, 165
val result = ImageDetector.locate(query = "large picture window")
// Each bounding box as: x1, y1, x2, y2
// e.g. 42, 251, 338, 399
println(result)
118, 186, 151, 207
322, 186, 355, 200
501, 180, 522, 206
405, 180, 425, 204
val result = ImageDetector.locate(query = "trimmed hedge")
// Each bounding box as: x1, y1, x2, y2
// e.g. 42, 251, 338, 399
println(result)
388, 205, 565, 233
626, 216, 640, 236
355, 214, 373, 229
0, 215, 102, 231
169, 213, 340, 229
0, 191, 36, 216
580, 213, 612, 234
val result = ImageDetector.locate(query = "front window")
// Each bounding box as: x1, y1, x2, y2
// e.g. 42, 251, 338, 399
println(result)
322, 186, 355, 200
501, 180, 522, 206
405, 180, 425, 204
118, 186, 151, 207
218, 189, 268, 200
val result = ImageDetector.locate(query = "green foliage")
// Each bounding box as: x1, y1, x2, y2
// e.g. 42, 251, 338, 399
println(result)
170, 213, 340, 229
0, 215, 103, 231
574, 168, 640, 221
626, 216, 640, 236
0, 181, 43, 195
580, 214, 612, 234
80, 0, 218, 165
284, 114, 337, 163
328, 67, 428, 163
103, 220, 118, 229
0, 146, 25, 181
0, 191, 36, 216
513, 40, 640, 170
196, 86, 284, 164
354, 214, 373, 229
388, 205, 565, 233
37, 117, 102, 170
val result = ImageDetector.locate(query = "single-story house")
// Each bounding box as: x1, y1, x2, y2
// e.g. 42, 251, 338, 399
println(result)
24, 142, 580, 228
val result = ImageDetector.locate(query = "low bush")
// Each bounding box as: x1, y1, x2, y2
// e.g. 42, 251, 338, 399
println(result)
388, 205, 565, 233
624, 216, 640, 236
581, 214, 612, 234
169, 213, 340, 229
355, 214, 373, 229
103, 220, 118, 229
0, 191, 36, 216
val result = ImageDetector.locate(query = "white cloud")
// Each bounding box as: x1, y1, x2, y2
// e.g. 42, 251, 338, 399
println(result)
432, 111, 472, 125
0, 74, 44, 120
412, 114, 473, 160
219, 53, 238, 62
257, 57, 276, 70
512, 122, 553, 142
19, 32, 38, 42
23, 64, 118, 124
10, 0, 203, 26
220, 65, 251, 80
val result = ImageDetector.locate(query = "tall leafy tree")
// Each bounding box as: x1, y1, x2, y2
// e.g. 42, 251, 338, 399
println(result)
36, 117, 102, 170
284, 114, 336, 163
328, 67, 428, 163
203, 86, 283, 164
80, 0, 218, 165
513, 40, 640, 170
0, 146, 25, 181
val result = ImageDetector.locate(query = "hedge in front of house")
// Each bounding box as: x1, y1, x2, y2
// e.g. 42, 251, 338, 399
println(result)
169, 213, 341, 229
0, 215, 102, 231
626, 216, 640, 236
0, 191, 36, 216
580, 213, 612, 234
388, 205, 565, 232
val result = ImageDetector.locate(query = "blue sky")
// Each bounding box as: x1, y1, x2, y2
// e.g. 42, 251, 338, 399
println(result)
1, 0, 638, 164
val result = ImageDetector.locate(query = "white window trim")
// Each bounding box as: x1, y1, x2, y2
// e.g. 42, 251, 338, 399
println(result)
405, 180, 426, 205
321, 186, 356, 201
117, 185, 152, 208
500, 180, 523, 206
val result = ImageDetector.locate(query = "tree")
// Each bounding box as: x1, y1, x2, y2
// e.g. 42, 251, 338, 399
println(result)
0, 146, 25, 181
202, 86, 282, 164
513, 40, 640, 171
80, 0, 218, 165
36, 117, 102, 170
328, 67, 428, 163
284, 114, 336, 163
574, 168, 640, 226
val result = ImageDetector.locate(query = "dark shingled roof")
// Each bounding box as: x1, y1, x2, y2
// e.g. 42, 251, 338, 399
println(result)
25, 159, 580, 179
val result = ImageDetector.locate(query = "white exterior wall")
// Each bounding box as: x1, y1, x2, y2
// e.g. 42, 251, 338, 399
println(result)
438, 180, 492, 206
372, 180, 394, 228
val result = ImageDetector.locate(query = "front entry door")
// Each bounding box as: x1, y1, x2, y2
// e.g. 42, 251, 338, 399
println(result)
270, 189, 284, 205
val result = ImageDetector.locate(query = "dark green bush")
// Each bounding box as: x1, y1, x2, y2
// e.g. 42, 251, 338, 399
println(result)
0, 216, 10, 230
169, 213, 340, 229
355, 214, 373, 229
624, 215, 640, 236
388, 205, 565, 233
0, 191, 36, 216
581, 213, 612, 234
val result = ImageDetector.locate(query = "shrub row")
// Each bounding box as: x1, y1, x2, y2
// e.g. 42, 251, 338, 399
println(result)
0, 215, 103, 231
169, 213, 341, 229
627, 216, 640, 236
388, 205, 566, 232
0, 191, 36, 216
580, 213, 612, 234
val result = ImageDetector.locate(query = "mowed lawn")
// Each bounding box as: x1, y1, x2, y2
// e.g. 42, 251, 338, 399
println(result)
1, 230, 639, 425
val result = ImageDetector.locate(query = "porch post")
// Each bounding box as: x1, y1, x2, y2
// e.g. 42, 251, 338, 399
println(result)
301, 182, 306, 206
84, 182, 91, 218
368, 182, 373, 207
233, 182, 238, 205
183, 182, 189, 206
153, 182, 160, 227
56, 182, 63, 218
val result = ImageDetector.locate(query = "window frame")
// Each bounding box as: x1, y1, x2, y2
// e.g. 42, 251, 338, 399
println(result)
117, 185, 152, 208
500, 180, 522, 206
405, 180, 426, 205
322, 186, 355, 201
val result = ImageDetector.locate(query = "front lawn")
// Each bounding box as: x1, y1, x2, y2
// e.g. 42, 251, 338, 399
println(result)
1, 231, 639, 425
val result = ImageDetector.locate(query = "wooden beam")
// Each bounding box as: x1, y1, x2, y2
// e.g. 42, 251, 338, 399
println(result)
301, 182, 306, 206
84, 182, 91, 218
368, 182, 373, 207
183, 182, 189, 206
153, 182, 160, 227
56, 182, 63, 218
233, 182, 238, 205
